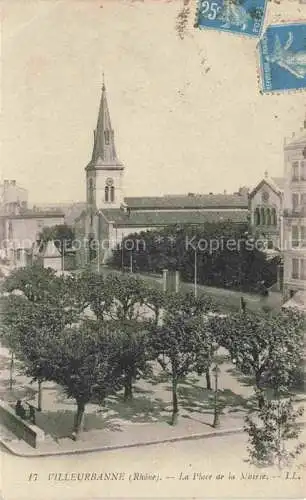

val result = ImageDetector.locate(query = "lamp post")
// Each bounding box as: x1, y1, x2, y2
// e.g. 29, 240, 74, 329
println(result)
121, 236, 124, 272
194, 248, 198, 298
212, 363, 221, 428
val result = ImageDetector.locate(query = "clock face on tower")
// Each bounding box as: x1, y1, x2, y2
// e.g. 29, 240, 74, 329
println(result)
106, 177, 114, 187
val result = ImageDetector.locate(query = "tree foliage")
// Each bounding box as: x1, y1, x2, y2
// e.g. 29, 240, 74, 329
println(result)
218, 310, 305, 395
245, 396, 305, 469
109, 223, 279, 293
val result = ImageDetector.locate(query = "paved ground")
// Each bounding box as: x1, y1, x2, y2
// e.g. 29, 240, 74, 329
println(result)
1, 430, 306, 500
1, 344, 305, 457
0, 344, 256, 454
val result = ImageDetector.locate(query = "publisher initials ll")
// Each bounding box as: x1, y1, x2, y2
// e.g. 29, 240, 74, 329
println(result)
28, 473, 38, 482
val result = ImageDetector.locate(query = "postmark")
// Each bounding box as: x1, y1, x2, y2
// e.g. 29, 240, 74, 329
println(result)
259, 23, 306, 93
196, 0, 267, 37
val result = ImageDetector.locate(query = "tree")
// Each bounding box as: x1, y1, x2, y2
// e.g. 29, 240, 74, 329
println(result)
112, 320, 151, 401
1, 293, 68, 411
193, 314, 222, 391
143, 286, 167, 327
109, 273, 147, 322
150, 293, 210, 425
2, 267, 84, 409
3, 265, 58, 303
108, 223, 278, 293
38, 224, 75, 254
47, 321, 123, 438
244, 396, 305, 469
218, 310, 305, 398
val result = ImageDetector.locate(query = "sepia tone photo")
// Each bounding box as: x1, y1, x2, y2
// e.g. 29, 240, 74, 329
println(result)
0, 1, 306, 499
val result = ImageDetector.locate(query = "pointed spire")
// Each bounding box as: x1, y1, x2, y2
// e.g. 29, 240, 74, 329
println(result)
264, 170, 268, 179
87, 76, 123, 169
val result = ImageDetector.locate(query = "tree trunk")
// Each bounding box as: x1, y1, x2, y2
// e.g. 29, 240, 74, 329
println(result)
9, 352, 14, 391
37, 379, 43, 411
212, 367, 220, 428
255, 371, 262, 389
171, 376, 179, 425
124, 370, 133, 401
72, 400, 86, 440
206, 368, 212, 390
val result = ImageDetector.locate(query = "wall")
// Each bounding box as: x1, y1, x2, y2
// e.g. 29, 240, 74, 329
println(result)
0, 401, 45, 448
92, 169, 125, 210
249, 182, 282, 248
283, 131, 306, 299
43, 256, 63, 272
4, 215, 64, 249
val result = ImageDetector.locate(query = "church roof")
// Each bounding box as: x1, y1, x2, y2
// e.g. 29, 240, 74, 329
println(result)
86, 81, 123, 170
100, 209, 248, 227
124, 194, 248, 210
249, 176, 284, 198
285, 131, 306, 149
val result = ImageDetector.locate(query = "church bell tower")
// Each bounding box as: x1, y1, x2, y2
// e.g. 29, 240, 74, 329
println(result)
86, 78, 125, 210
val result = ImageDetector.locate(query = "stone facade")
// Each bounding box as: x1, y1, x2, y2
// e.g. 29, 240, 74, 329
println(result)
282, 121, 306, 302
249, 174, 284, 249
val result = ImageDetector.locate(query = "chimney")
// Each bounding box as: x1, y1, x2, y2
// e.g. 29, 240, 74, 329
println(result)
223, 190, 227, 195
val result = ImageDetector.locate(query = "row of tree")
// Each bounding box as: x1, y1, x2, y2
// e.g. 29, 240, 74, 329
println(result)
0, 265, 304, 467
110, 223, 280, 293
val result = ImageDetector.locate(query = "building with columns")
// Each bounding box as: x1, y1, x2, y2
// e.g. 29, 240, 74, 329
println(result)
282, 118, 306, 310
75, 81, 250, 267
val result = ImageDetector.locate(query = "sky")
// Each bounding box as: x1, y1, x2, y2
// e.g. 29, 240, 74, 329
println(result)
1, 0, 306, 204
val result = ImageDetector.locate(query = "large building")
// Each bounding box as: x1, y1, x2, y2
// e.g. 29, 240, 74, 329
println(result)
0, 180, 64, 267
75, 82, 249, 266
282, 118, 306, 310
0, 179, 28, 215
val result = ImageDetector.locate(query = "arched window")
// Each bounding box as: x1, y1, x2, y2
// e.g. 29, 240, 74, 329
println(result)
266, 208, 271, 226
260, 207, 266, 226
88, 178, 94, 205
104, 130, 110, 145
271, 208, 277, 226
110, 186, 115, 202
105, 186, 109, 202
254, 208, 260, 226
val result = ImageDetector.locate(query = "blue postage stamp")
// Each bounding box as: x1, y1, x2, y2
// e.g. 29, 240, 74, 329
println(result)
196, 0, 267, 37
259, 23, 306, 93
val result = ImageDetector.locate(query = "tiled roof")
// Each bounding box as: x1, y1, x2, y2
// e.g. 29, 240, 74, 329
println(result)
0, 211, 64, 219
124, 194, 248, 210
101, 209, 248, 227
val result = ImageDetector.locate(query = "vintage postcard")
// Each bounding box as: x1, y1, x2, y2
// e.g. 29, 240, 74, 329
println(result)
0, 0, 306, 499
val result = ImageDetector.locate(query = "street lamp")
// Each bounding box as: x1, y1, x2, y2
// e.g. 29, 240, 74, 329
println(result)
212, 363, 221, 428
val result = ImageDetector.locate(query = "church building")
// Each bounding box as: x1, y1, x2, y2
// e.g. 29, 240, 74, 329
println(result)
74, 81, 249, 267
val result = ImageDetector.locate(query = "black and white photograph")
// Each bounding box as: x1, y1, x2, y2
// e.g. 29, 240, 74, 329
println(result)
0, 1, 305, 499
